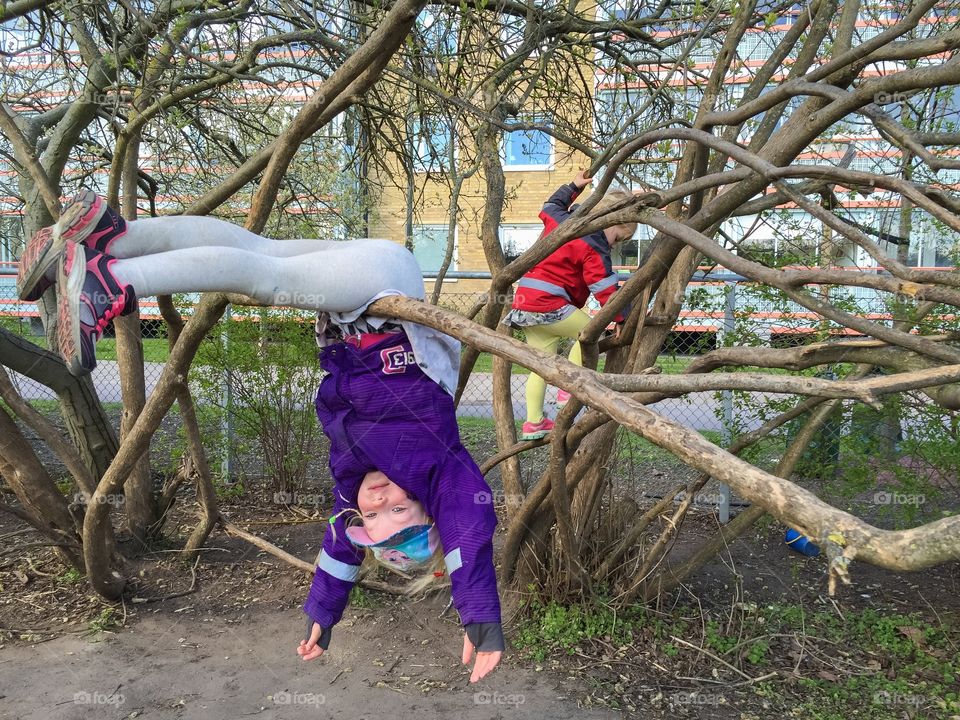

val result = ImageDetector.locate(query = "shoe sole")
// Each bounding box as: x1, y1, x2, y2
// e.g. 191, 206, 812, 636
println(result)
57, 244, 88, 376
16, 190, 105, 301
521, 429, 551, 441
16, 226, 62, 300
59, 190, 105, 244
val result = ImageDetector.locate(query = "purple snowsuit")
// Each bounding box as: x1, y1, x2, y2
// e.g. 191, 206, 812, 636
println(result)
303, 331, 501, 630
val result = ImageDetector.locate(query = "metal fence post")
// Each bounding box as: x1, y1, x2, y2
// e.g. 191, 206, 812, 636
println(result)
222, 303, 234, 484
717, 281, 736, 523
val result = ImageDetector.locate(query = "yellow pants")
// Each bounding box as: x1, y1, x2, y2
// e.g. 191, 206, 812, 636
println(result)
522, 309, 590, 423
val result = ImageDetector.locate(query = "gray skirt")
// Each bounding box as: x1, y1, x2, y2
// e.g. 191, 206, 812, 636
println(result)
501, 305, 577, 329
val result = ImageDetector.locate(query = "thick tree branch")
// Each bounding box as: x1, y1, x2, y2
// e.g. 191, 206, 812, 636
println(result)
369, 296, 960, 577
0, 103, 61, 216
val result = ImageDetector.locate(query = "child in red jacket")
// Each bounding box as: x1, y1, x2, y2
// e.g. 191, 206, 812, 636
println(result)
504, 171, 637, 439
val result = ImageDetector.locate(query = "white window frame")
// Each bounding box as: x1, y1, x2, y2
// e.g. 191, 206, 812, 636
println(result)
417, 8, 458, 55
501, 117, 554, 171
499, 223, 543, 260
0, 214, 23, 263
411, 115, 456, 174
596, 0, 629, 20
499, 12, 524, 54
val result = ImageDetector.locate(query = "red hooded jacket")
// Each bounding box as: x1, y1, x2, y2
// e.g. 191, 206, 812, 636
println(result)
512, 182, 623, 317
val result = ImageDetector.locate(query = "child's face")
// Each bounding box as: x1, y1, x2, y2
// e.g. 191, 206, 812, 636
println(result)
356, 471, 429, 543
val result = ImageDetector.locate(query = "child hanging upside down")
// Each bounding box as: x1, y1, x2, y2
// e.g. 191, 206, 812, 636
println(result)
503, 170, 638, 440
17, 191, 503, 682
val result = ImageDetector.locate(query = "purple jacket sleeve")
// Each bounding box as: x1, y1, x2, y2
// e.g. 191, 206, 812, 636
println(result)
431, 448, 501, 625
303, 487, 364, 628
396, 436, 501, 626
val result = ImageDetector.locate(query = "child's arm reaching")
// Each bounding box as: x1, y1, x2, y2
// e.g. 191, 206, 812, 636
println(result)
298, 489, 364, 661
434, 454, 503, 683
539, 170, 592, 235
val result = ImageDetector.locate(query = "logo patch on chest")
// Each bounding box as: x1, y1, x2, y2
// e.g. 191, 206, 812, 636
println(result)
380, 345, 417, 374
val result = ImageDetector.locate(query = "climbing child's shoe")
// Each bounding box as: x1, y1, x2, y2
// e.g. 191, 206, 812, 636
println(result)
521, 417, 555, 440
16, 226, 58, 301
59, 189, 127, 253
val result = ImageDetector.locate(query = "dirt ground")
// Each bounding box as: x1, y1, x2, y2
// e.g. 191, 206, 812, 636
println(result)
1, 605, 622, 720
0, 498, 627, 720
2, 415, 959, 719
2, 497, 958, 720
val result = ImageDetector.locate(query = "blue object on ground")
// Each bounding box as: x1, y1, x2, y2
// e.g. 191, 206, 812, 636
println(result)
784, 528, 820, 557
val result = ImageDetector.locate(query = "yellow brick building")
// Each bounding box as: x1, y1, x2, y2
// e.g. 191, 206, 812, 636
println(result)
369, 147, 595, 297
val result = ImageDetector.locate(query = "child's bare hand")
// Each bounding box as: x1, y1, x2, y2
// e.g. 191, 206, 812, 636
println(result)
297, 618, 331, 661
573, 169, 592, 189
462, 633, 503, 682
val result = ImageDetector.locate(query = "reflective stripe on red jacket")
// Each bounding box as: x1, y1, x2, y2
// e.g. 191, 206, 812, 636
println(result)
512, 182, 623, 318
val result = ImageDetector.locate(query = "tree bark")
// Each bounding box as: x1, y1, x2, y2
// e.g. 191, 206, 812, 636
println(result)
116, 139, 158, 545
81, 294, 228, 599
0, 329, 118, 478
370, 296, 960, 578
0, 365, 97, 498
471, 83, 523, 518
644, 391, 854, 600
0, 407, 84, 570
157, 296, 221, 557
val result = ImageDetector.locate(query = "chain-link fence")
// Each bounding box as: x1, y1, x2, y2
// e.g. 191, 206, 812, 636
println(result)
2, 267, 954, 458
0, 268, 960, 510
0, 269, 172, 406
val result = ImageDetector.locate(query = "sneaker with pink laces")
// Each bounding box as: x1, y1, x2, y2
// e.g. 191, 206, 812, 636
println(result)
556, 389, 572, 408
15, 190, 127, 301
56, 243, 136, 376
521, 417, 555, 440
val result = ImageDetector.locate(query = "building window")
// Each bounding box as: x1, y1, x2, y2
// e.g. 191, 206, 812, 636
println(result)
682, 85, 704, 123
411, 224, 455, 273
499, 13, 524, 54
736, 31, 783, 62
612, 222, 653, 267
502, 118, 553, 169
933, 2, 957, 17
410, 115, 454, 173
595, 88, 659, 145
599, 0, 627, 19
691, 38, 722, 63
499, 224, 543, 262
597, 0, 659, 20
770, 88, 806, 133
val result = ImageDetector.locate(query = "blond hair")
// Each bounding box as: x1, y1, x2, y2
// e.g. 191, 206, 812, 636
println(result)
592, 187, 638, 238
359, 545, 449, 596
333, 507, 448, 595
